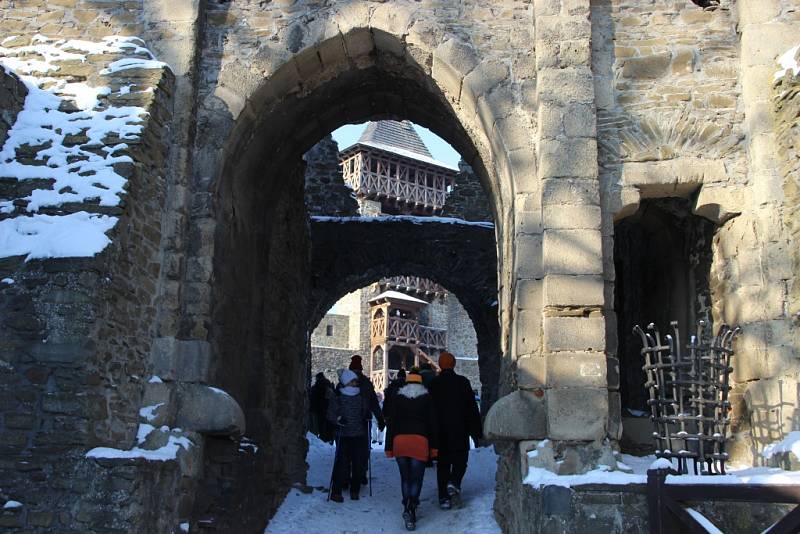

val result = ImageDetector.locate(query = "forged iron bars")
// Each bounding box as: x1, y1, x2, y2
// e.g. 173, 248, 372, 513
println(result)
634, 320, 741, 475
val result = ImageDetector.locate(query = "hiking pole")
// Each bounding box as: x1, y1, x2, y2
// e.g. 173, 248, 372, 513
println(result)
327, 427, 341, 502
368, 419, 373, 497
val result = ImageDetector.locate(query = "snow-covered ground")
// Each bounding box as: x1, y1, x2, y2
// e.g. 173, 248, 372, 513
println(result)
266, 433, 500, 533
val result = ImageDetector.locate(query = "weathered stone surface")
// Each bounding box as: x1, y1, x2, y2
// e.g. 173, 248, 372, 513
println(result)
151, 338, 211, 383
547, 388, 608, 441
484, 390, 547, 441
176, 384, 246, 436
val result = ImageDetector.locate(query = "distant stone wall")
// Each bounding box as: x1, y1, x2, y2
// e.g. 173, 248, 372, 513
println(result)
443, 161, 494, 222
303, 135, 359, 217
0, 68, 26, 148
310, 314, 350, 349
447, 295, 479, 360
311, 347, 354, 384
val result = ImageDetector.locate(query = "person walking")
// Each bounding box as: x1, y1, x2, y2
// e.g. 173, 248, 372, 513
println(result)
384, 371, 438, 531
326, 370, 370, 502
348, 355, 385, 483
382, 368, 406, 426
309, 372, 334, 443
428, 351, 483, 510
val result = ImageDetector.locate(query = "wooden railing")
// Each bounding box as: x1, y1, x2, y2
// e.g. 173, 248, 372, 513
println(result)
370, 318, 386, 339
387, 317, 417, 341
381, 276, 445, 297
418, 326, 447, 349
341, 151, 452, 211
647, 467, 800, 533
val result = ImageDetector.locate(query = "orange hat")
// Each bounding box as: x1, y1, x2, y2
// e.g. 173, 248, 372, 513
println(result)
349, 355, 363, 372
406, 373, 423, 384
439, 351, 456, 370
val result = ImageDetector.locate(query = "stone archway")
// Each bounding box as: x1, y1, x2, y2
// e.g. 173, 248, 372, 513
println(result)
190, 28, 512, 530
308, 217, 499, 412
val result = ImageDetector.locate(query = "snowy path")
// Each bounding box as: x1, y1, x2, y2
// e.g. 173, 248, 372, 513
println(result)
265, 434, 501, 534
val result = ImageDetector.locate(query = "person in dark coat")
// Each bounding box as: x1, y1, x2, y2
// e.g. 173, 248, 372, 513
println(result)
383, 368, 406, 426
385, 371, 438, 531
348, 355, 385, 483
428, 351, 483, 509
326, 370, 371, 502
419, 361, 436, 388
309, 372, 334, 443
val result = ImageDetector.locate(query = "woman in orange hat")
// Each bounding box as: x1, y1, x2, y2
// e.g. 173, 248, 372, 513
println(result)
384, 370, 438, 531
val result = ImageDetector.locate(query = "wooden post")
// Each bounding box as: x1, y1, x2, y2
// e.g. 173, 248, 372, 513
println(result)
647, 468, 670, 534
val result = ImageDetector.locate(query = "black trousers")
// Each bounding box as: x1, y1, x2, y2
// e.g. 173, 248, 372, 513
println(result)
331, 435, 368, 495
436, 450, 469, 500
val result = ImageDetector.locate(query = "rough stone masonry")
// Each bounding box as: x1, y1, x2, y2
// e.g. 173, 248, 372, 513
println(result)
0, 0, 798, 532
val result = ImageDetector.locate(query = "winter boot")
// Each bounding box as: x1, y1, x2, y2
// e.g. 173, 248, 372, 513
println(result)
447, 482, 461, 508
330, 493, 344, 503
402, 502, 416, 531
439, 498, 452, 510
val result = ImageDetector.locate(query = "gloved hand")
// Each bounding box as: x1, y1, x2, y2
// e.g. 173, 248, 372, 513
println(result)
378, 419, 386, 432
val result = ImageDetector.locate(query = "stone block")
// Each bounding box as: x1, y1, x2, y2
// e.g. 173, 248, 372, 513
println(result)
545, 352, 607, 388
538, 101, 563, 139
543, 274, 604, 307
539, 139, 598, 179
547, 388, 608, 440
141, 381, 177, 427
543, 316, 605, 352
543, 205, 601, 230
542, 229, 603, 275
538, 67, 594, 104
484, 390, 547, 440
517, 355, 546, 388
516, 233, 543, 279
176, 384, 245, 436
608, 391, 622, 440
542, 178, 600, 205
461, 60, 510, 116
516, 310, 542, 356
151, 337, 212, 383
516, 208, 543, 235
516, 279, 543, 310
563, 102, 595, 138
622, 52, 671, 79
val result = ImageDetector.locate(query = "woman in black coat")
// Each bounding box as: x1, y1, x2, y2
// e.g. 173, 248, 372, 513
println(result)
384, 371, 438, 531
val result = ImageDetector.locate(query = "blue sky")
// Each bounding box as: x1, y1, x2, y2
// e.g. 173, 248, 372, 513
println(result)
331, 122, 461, 169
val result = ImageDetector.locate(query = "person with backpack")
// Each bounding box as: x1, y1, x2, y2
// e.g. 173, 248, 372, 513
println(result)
326, 370, 371, 502
428, 351, 483, 510
384, 370, 438, 531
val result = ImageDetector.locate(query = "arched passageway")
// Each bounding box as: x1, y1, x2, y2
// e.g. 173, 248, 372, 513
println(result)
308, 217, 499, 412
195, 30, 504, 530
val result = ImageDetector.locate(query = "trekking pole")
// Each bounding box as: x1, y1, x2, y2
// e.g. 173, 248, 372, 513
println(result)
327, 427, 340, 502
368, 419, 373, 497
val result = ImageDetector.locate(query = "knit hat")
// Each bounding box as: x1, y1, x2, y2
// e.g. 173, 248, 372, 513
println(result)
439, 351, 456, 370
349, 355, 363, 372
406, 372, 423, 384
340, 369, 358, 385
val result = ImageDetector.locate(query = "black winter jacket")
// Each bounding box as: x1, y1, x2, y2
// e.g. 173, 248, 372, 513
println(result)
428, 369, 482, 452
385, 383, 439, 455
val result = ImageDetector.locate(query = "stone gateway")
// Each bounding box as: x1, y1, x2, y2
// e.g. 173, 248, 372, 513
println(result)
0, 0, 798, 532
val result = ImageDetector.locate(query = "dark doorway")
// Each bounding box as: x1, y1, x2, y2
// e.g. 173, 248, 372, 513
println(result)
614, 198, 717, 414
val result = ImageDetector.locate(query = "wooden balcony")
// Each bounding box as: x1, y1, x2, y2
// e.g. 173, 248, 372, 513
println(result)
380, 276, 446, 299
340, 149, 455, 214
418, 325, 447, 350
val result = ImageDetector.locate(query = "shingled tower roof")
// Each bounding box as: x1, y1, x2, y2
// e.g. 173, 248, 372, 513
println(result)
357, 120, 433, 159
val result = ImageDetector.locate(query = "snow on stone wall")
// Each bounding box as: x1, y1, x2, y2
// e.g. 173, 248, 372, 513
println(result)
0, 35, 168, 260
